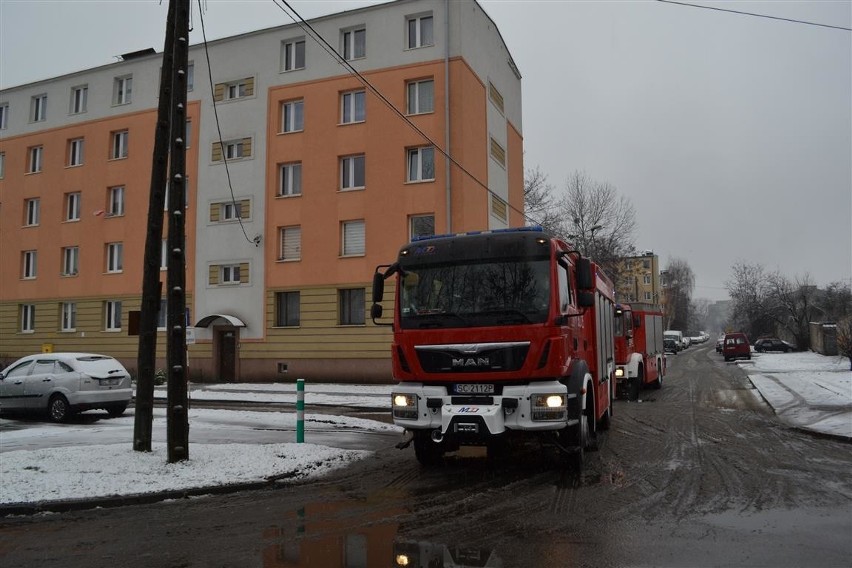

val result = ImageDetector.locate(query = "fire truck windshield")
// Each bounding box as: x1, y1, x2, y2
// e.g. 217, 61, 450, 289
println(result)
399, 258, 551, 329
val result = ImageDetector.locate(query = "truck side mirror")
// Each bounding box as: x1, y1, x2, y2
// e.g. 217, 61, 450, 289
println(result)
372, 272, 385, 303
577, 291, 594, 308
576, 258, 593, 290
370, 303, 383, 319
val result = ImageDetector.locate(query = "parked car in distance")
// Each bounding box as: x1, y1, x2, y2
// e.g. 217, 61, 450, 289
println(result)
723, 332, 751, 362
664, 338, 679, 354
754, 338, 794, 353
0, 353, 132, 422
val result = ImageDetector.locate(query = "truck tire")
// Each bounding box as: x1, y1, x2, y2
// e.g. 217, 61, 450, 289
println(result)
413, 430, 444, 467
650, 360, 663, 390
628, 367, 642, 401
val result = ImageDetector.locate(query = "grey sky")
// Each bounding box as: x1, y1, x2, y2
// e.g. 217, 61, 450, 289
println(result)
1, 0, 849, 301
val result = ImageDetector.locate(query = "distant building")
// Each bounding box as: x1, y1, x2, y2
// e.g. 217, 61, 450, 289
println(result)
615, 251, 661, 305
0, 0, 524, 381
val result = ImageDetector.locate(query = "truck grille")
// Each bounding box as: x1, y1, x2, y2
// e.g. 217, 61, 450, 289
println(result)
415, 342, 530, 373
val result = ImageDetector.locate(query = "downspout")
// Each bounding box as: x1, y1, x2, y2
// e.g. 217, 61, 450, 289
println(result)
444, 0, 452, 233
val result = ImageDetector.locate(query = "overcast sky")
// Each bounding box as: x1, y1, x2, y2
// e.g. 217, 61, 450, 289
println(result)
1, 0, 849, 301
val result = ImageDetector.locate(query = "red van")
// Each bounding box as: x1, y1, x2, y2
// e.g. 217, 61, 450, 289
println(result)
723, 332, 751, 362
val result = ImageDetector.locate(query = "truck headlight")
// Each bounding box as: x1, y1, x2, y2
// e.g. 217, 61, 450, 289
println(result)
531, 393, 567, 421
392, 393, 418, 419
615, 368, 625, 378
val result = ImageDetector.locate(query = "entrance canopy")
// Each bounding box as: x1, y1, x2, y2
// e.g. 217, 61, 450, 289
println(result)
194, 314, 246, 328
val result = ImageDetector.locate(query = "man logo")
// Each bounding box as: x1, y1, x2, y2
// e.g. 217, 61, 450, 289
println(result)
452, 357, 490, 368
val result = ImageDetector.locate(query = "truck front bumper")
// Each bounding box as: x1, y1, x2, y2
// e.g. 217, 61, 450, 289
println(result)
391, 381, 573, 441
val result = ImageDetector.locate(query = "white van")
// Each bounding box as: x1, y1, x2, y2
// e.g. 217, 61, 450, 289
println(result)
664, 330, 684, 351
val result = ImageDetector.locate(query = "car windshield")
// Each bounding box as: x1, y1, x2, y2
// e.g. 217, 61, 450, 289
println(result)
399, 259, 551, 329
73, 355, 125, 377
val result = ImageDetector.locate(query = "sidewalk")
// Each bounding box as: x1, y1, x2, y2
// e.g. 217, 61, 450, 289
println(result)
737, 351, 851, 441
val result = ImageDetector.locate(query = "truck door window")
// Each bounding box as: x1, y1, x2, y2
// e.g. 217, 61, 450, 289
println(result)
558, 265, 570, 312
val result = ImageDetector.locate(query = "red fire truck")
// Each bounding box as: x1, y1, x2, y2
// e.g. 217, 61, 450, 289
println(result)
370, 227, 616, 470
613, 303, 665, 400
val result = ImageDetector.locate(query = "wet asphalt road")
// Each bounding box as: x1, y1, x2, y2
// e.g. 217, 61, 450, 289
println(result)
1, 343, 851, 567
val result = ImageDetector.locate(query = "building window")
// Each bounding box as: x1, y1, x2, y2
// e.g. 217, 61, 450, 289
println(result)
70, 85, 88, 114
108, 186, 125, 216
111, 130, 129, 159
105, 300, 122, 331
22, 250, 37, 279
340, 155, 365, 190
61, 302, 77, 331
68, 138, 85, 166
155, 299, 169, 329
113, 75, 133, 105
643, 259, 651, 269
489, 82, 504, 114
225, 140, 245, 159
341, 220, 365, 256
282, 38, 306, 71
0, 103, 8, 129
342, 27, 366, 60
20, 304, 36, 333
187, 62, 194, 91
279, 162, 302, 197
490, 137, 506, 167
106, 242, 123, 273
281, 100, 304, 133
65, 192, 81, 221
0, 151, 5, 179
279, 226, 301, 261
164, 178, 190, 210
644, 291, 653, 301
161, 239, 168, 270
409, 214, 435, 240
407, 146, 435, 182
275, 291, 301, 327
221, 264, 242, 285
31, 94, 47, 122
339, 288, 365, 325
341, 90, 365, 124
407, 14, 434, 49
222, 201, 242, 221
215, 77, 254, 102
643, 274, 652, 285
407, 79, 434, 115
185, 120, 192, 148
491, 195, 508, 222
212, 138, 252, 162
28, 145, 43, 173
24, 198, 40, 226
62, 246, 79, 276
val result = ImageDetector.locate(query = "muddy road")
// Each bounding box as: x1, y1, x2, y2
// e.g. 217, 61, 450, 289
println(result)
2, 343, 850, 567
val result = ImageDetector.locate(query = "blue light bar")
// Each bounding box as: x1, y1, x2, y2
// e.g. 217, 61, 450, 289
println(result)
410, 226, 544, 242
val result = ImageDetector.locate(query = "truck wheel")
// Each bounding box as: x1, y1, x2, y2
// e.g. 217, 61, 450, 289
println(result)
628, 369, 642, 401
413, 430, 444, 467
561, 408, 589, 472
650, 362, 663, 390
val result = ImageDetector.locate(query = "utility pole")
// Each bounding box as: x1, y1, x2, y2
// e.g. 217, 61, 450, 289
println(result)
134, 0, 176, 453
167, 0, 190, 463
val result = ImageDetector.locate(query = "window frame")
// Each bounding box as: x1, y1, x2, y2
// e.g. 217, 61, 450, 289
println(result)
68, 137, 85, 167
65, 192, 81, 221
105, 300, 122, 331
20, 304, 36, 333
0, 102, 8, 129
406, 146, 435, 183
221, 201, 242, 221
278, 162, 302, 197
62, 246, 79, 276
111, 130, 129, 159
282, 38, 306, 72
22, 250, 37, 279
221, 264, 242, 285
108, 186, 125, 217
341, 219, 365, 257
342, 27, 366, 61
275, 291, 301, 327
61, 302, 77, 332
340, 155, 366, 191
279, 225, 302, 261
280, 99, 304, 133
409, 214, 435, 241
31, 94, 47, 122
106, 242, 124, 273
24, 198, 40, 226
338, 288, 365, 326
70, 85, 88, 115
407, 78, 434, 115
406, 14, 434, 49
340, 90, 366, 124
113, 75, 133, 106
28, 145, 43, 173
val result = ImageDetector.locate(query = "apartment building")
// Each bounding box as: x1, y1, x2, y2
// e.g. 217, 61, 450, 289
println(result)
0, 0, 524, 382
615, 251, 661, 306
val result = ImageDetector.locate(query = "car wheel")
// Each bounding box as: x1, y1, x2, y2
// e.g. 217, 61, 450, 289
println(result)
107, 403, 128, 417
48, 394, 71, 423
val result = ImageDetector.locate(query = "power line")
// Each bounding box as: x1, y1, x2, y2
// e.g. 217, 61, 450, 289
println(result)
656, 0, 852, 32
196, 0, 257, 246
271, 0, 544, 227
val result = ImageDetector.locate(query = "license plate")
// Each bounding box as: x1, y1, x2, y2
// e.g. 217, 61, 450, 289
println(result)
453, 383, 494, 394
455, 422, 479, 434
101, 378, 120, 386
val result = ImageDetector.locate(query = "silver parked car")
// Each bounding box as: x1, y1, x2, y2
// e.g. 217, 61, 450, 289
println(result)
0, 353, 132, 422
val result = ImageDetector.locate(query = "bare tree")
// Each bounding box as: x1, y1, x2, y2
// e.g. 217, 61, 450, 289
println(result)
523, 166, 562, 235
725, 261, 775, 340
689, 298, 711, 333
765, 273, 821, 350
555, 171, 636, 283
663, 257, 695, 331
820, 281, 852, 321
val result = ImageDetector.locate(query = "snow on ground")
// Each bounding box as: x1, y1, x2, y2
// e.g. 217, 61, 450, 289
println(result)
154, 382, 393, 408
748, 350, 849, 374
0, 442, 368, 505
